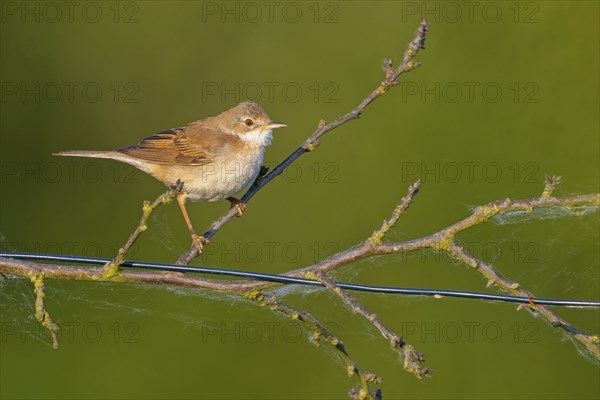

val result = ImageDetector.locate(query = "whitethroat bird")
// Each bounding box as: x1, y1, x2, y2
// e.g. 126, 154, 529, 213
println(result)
55, 101, 287, 252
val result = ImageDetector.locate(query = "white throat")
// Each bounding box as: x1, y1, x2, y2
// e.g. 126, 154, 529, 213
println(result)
238, 129, 273, 148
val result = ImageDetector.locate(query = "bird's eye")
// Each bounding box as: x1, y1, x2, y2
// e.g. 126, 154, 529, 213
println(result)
244, 118, 254, 127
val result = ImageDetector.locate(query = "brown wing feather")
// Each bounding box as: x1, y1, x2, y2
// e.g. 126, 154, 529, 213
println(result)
117, 127, 223, 166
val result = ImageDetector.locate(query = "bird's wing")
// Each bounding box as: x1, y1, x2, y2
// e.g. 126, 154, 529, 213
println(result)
117, 127, 226, 166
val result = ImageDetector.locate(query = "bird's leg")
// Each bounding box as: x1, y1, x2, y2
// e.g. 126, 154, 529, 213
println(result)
176, 191, 208, 253
227, 196, 246, 217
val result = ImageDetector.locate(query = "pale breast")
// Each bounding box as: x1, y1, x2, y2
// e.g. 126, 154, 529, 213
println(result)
145, 145, 265, 202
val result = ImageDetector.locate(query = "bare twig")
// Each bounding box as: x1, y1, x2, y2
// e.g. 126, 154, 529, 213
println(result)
308, 179, 430, 379
30, 273, 59, 348
313, 271, 403, 347
313, 271, 431, 380
542, 174, 561, 197
103, 187, 179, 278
447, 243, 600, 358
176, 20, 431, 265
250, 292, 383, 400
368, 179, 421, 246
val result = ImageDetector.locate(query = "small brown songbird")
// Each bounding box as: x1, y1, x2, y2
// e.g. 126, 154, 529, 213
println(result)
55, 101, 286, 252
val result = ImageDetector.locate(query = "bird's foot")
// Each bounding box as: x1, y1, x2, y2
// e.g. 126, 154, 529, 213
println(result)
258, 165, 269, 179
191, 233, 209, 254
249, 166, 269, 189
170, 179, 185, 192
227, 197, 246, 217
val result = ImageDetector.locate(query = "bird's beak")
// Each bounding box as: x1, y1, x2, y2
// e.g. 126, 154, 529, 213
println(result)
264, 122, 287, 130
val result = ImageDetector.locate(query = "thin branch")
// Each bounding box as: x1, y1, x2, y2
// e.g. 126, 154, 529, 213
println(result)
103, 187, 178, 278
542, 174, 561, 197
30, 273, 59, 348
250, 292, 383, 400
367, 179, 421, 246
176, 20, 431, 265
447, 243, 600, 358
312, 271, 431, 380
309, 179, 430, 379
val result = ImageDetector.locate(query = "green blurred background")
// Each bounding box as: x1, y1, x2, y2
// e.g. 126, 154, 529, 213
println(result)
1, 1, 598, 399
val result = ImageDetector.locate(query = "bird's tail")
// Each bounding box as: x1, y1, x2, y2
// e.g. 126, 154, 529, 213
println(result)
53, 150, 123, 160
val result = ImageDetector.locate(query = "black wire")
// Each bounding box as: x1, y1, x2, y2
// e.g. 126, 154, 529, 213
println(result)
1, 252, 598, 308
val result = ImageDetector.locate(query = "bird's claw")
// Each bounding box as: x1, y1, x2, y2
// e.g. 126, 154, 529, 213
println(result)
170, 179, 185, 192
227, 197, 246, 217
191, 234, 209, 253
